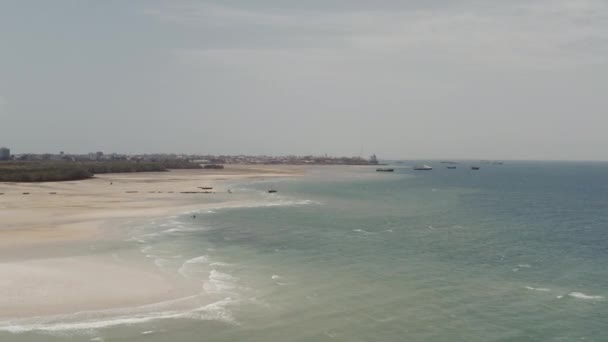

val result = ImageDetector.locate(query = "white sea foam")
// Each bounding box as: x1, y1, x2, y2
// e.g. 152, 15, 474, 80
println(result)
140, 232, 161, 239
204, 270, 238, 294
257, 199, 321, 207
185, 256, 210, 264
525, 286, 551, 292
513, 264, 532, 272
353, 229, 372, 234
210, 262, 234, 267
141, 246, 154, 254
567, 292, 604, 300
178, 256, 210, 278
0, 296, 236, 334
162, 226, 199, 234
124, 237, 147, 244
211, 199, 320, 211
210, 270, 237, 282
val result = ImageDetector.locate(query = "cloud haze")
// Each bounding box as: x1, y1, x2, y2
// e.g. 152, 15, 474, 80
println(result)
1, 0, 607, 160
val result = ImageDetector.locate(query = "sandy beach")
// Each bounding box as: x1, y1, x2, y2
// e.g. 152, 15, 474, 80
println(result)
0, 165, 301, 320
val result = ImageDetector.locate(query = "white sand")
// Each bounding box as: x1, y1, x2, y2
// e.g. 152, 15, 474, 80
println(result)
0, 166, 301, 319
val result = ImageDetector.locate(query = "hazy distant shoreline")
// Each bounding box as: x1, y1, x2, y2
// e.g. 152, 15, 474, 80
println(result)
0, 154, 380, 183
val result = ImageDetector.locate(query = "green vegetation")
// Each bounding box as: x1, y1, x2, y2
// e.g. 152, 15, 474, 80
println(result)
0, 162, 92, 182
0, 160, 201, 182
81, 161, 166, 174
82, 160, 201, 174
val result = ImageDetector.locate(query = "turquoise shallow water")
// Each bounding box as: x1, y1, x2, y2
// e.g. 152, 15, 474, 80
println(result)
2, 162, 608, 341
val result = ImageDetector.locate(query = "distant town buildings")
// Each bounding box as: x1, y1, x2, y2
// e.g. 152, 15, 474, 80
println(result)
0, 147, 10, 161
1, 150, 380, 166
370, 154, 379, 164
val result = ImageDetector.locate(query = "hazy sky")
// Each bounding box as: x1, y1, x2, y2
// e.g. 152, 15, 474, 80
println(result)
1, 1, 607, 160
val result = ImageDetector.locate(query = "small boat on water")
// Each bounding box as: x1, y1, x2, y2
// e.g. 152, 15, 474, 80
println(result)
376, 168, 395, 172
447, 166, 457, 169
268, 190, 278, 193
471, 166, 480, 170
413, 165, 432, 171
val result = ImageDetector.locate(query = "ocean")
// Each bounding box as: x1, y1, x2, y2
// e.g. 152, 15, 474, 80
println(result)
2, 161, 608, 341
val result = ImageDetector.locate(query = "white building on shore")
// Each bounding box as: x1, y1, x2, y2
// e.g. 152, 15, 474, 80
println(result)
0, 147, 10, 160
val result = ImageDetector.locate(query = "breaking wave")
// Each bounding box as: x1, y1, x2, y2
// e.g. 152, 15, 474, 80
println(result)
524, 286, 551, 292
0, 296, 236, 334
567, 292, 604, 300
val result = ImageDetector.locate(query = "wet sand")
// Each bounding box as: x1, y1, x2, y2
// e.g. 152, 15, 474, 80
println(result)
0, 165, 300, 319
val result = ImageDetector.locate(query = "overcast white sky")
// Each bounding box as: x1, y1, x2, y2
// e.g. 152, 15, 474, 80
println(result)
1, 0, 607, 160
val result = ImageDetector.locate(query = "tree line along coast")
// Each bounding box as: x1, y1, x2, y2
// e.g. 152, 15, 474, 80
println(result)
0, 153, 380, 182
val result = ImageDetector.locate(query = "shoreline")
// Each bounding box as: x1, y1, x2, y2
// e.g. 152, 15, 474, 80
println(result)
0, 165, 302, 320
